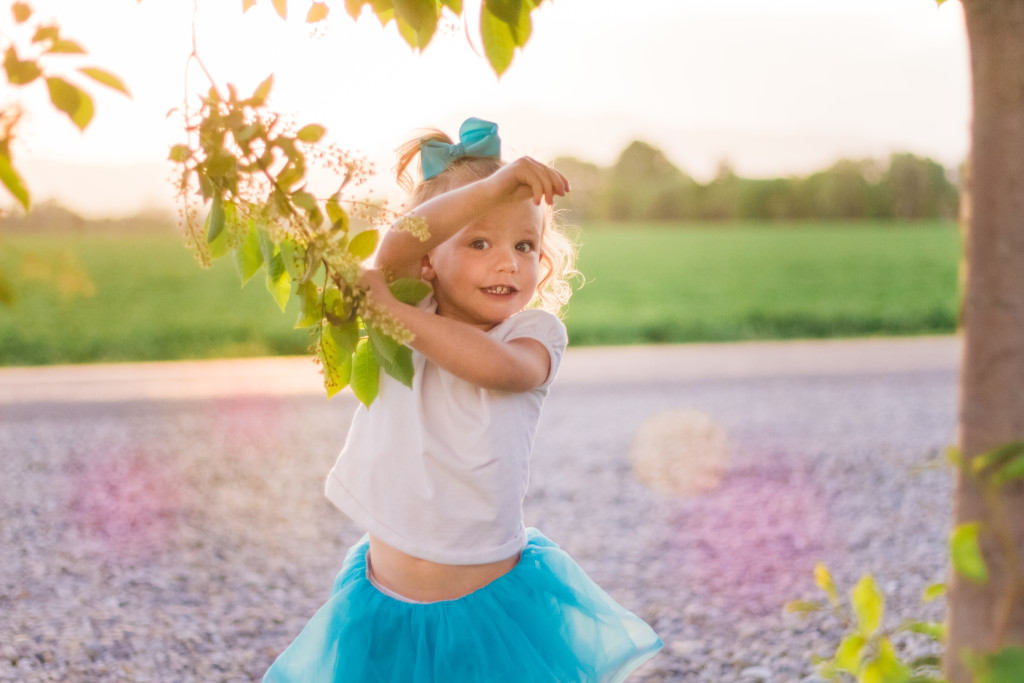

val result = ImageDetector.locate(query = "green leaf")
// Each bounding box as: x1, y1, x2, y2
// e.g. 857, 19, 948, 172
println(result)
251, 73, 274, 105
292, 190, 318, 212
834, 633, 865, 673
347, 229, 379, 260
265, 252, 291, 312
951, 522, 988, 583
234, 223, 265, 284
484, 0, 522, 28
279, 237, 306, 280
294, 280, 321, 328
814, 563, 840, 606
47, 39, 87, 54
328, 321, 359, 356
350, 337, 380, 406
0, 150, 31, 210
307, 1, 329, 21
972, 441, 1024, 473
296, 123, 326, 143
440, 0, 462, 14
480, 4, 515, 76
389, 277, 431, 305
394, 0, 438, 47
323, 286, 351, 324
46, 77, 93, 130
168, 144, 191, 163
368, 325, 414, 388
272, 0, 287, 19
205, 196, 226, 243
4, 47, 41, 85
851, 574, 884, 637
12, 2, 32, 22
922, 582, 946, 603
78, 67, 130, 96
991, 454, 1024, 486
966, 646, 1024, 683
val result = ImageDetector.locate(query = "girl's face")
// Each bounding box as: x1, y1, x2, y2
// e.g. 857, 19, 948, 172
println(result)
421, 199, 542, 331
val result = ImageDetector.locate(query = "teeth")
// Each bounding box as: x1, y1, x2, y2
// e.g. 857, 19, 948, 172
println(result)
485, 286, 513, 294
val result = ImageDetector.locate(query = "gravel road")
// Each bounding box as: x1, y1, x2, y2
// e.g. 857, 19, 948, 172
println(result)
1, 338, 958, 682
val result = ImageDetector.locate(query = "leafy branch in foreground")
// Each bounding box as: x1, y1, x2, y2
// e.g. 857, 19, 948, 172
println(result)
786, 563, 945, 683
788, 441, 1024, 683
171, 70, 430, 404
1, 1, 130, 211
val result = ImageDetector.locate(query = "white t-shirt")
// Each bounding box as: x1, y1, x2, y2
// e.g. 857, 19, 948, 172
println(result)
324, 306, 568, 565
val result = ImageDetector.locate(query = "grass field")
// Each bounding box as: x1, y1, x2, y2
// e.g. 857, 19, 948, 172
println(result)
0, 221, 961, 366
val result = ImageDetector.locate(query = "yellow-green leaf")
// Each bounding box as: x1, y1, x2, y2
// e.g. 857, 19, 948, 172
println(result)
922, 582, 945, 603
292, 190, 318, 212
78, 67, 130, 97
47, 39, 86, 54
328, 321, 359, 357
168, 144, 191, 163
296, 123, 326, 143
951, 522, 988, 583
265, 252, 291, 312
389, 277, 431, 305
783, 600, 822, 615
318, 325, 354, 399
307, 1, 329, 22
851, 575, 883, 637
4, 47, 41, 85
350, 337, 379, 406
12, 2, 32, 23
31, 26, 59, 43
814, 562, 840, 606
834, 633, 865, 673
348, 229, 379, 260
0, 150, 31, 210
252, 73, 274, 105
294, 280, 321, 328
205, 196, 226, 243
234, 223, 265, 284
46, 77, 93, 130
904, 620, 944, 641
480, 4, 515, 76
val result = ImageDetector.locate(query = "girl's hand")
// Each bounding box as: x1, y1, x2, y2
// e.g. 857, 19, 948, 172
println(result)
486, 157, 570, 207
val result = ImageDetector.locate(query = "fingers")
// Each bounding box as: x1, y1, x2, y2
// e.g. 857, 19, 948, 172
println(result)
513, 156, 570, 205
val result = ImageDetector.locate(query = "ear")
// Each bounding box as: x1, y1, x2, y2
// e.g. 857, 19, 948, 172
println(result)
420, 253, 436, 281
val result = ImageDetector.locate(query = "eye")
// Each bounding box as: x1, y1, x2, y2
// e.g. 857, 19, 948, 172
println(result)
470, 239, 490, 250
516, 241, 535, 253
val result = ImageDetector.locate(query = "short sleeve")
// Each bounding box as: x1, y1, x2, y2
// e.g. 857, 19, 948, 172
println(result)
491, 309, 568, 389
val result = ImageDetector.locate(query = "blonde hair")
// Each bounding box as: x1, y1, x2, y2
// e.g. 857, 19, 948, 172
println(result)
394, 129, 579, 316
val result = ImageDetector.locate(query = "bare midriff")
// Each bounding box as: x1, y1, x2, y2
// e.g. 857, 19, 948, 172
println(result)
367, 535, 520, 602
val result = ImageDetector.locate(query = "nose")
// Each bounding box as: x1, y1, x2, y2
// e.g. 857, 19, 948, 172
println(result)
496, 247, 518, 272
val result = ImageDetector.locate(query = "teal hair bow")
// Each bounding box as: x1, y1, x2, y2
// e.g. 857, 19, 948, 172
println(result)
420, 118, 501, 180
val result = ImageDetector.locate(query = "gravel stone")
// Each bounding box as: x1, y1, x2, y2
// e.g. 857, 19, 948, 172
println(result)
1, 363, 955, 682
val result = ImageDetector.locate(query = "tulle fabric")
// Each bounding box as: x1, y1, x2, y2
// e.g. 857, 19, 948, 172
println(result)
263, 528, 662, 683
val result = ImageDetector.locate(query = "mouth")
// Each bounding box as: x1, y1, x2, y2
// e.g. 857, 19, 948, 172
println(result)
482, 285, 517, 295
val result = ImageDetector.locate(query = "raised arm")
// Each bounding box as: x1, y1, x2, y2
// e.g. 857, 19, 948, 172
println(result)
361, 269, 552, 392
374, 157, 569, 279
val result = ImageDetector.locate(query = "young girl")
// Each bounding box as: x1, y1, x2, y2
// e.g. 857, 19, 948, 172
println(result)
264, 118, 662, 682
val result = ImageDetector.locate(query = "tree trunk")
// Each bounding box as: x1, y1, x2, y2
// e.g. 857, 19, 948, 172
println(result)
946, 2, 1024, 681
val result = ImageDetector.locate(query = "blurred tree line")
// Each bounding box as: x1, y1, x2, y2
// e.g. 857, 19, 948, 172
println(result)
554, 141, 961, 222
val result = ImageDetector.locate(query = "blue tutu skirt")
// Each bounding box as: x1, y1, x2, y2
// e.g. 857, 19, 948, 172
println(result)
264, 528, 662, 683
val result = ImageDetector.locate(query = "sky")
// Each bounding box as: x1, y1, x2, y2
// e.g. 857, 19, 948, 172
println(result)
7, 0, 970, 217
